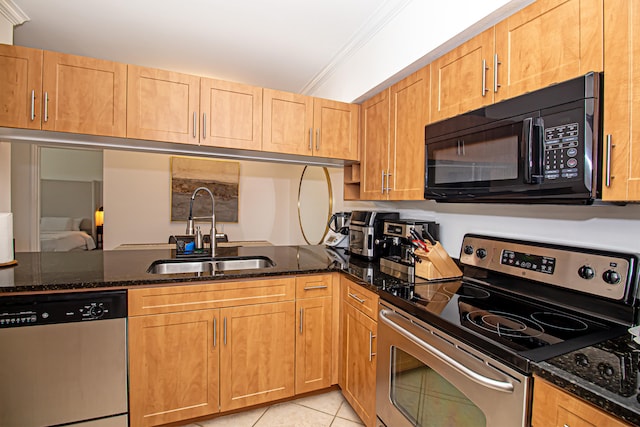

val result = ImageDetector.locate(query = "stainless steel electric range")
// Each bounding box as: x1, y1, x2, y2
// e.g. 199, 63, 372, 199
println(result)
376, 234, 639, 427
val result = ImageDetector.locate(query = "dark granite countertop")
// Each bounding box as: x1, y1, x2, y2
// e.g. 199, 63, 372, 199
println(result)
0, 245, 345, 294
532, 334, 640, 426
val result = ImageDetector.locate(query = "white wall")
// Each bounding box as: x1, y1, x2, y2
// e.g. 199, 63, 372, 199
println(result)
103, 150, 339, 250
41, 147, 103, 181
0, 14, 13, 212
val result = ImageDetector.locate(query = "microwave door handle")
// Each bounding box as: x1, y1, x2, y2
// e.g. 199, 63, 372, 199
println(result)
523, 118, 544, 184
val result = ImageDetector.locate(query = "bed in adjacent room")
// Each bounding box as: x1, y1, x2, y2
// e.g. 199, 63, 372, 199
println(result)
40, 217, 96, 252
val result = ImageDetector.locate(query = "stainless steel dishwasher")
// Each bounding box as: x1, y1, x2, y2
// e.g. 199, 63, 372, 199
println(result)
0, 290, 128, 427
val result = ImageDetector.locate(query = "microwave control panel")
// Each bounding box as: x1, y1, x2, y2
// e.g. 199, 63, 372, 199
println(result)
543, 122, 580, 181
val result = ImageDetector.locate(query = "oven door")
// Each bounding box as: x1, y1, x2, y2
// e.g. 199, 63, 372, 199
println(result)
376, 302, 530, 427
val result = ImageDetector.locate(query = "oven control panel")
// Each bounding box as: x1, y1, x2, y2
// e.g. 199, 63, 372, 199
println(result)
460, 235, 635, 301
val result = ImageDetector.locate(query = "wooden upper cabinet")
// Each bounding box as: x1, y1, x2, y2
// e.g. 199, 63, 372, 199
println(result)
601, 0, 640, 201
127, 65, 200, 144
389, 66, 429, 200
263, 88, 314, 156
312, 98, 359, 161
263, 88, 359, 159
494, 0, 603, 102
430, 28, 495, 122
360, 88, 390, 200
200, 78, 263, 150
0, 44, 43, 130
42, 51, 127, 137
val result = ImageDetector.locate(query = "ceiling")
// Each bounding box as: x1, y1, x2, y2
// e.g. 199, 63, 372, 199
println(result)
9, 0, 524, 102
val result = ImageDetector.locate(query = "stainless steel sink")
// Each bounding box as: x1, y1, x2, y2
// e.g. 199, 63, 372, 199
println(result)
147, 256, 275, 275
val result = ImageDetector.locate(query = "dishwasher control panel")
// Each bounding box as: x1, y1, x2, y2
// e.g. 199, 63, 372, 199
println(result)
0, 290, 127, 328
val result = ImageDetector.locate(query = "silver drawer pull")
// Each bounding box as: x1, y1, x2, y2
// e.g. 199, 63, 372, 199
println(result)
213, 317, 217, 348
304, 285, 328, 290
348, 292, 366, 304
369, 331, 376, 361
30, 90, 35, 121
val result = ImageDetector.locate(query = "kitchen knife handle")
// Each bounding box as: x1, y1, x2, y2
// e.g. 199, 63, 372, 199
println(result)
493, 54, 501, 93
30, 90, 36, 121
606, 134, 613, 187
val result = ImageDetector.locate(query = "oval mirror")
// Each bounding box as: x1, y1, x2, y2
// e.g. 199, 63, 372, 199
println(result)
298, 166, 332, 244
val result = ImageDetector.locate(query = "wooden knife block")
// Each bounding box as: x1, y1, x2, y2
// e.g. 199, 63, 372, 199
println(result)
414, 242, 462, 281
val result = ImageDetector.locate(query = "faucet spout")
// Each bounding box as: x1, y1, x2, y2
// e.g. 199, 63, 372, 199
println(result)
186, 186, 216, 256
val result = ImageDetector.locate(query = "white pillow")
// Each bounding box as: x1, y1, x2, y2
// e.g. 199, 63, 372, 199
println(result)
71, 218, 83, 231
40, 217, 73, 231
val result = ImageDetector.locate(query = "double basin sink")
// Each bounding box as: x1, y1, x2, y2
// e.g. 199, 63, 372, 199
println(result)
148, 255, 275, 275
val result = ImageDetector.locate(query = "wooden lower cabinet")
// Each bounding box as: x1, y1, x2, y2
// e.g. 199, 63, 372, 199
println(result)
295, 296, 333, 394
128, 309, 220, 427
532, 376, 631, 427
340, 277, 378, 427
220, 301, 295, 410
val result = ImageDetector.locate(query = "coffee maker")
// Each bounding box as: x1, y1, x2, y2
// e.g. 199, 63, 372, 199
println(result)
323, 212, 351, 248
378, 219, 440, 280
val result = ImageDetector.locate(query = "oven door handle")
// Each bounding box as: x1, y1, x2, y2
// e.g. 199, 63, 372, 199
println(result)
379, 309, 515, 393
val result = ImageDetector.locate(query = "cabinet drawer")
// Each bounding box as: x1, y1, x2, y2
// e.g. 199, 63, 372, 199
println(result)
342, 279, 378, 321
128, 277, 295, 316
296, 274, 333, 298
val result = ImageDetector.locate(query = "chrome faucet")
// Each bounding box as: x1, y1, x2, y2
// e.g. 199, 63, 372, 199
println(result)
186, 186, 216, 256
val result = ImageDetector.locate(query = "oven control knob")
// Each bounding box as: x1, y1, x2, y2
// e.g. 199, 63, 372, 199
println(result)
476, 248, 487, 259
578, 265, 595, 280
89, 304, 105, 319
463, 245, 474, 255
602, 270, 621, 285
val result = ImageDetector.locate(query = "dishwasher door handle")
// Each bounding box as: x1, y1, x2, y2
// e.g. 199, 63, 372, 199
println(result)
379, 309, 514, 393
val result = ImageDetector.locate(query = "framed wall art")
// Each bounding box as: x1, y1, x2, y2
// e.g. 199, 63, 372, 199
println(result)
170, 157, 240, 223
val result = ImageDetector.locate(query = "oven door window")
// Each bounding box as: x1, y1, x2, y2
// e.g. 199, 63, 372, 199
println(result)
390, 347, 486, 427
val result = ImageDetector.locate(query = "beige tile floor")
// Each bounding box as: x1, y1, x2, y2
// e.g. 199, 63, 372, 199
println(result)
181, 390, 365, 427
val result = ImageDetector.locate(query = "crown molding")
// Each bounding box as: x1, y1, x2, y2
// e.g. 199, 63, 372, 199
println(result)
0, 0, 29, 26
299, 0, 412, 96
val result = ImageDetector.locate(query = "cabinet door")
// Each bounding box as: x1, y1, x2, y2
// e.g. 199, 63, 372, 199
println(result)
602, 0, 640, 201
220, 301, 295, 411
360, 89, 390, 200
127, 65, 200, 144
494, 0, 603, 102
341, 302, 377, 427
262, 88, 314, 156
42, 51, 127, 137
389, 66, 429, 200
200, 78, 262, 150
295, 296, 332, 394
128, 310, 219, 427
0, 44, 42, 130
532, 376, 631, 427
313, 98, 359, 160
430, 28, 494, 122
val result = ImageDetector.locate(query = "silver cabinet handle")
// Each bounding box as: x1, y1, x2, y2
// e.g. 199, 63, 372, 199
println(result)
386, 171, 392, 192
30, 90, 35, 121
316, 128, 320, 151
193, 112, 197, 138
381, 170, 386, 194
481, 59, 489, 97
202, 112, 207, 140
493, 54, 501, 93
461, 140, 465, 156
380, 309, 515, 393
348, 292, 366, 304
304, 285, 328, 290
44, 92, 49, 122
223, 317, 227, 345
309, 128, 313, 151
369, 330, 376, 362
606, 134, 613, 187
299, 308, 304, 334
213, 317, 217, 348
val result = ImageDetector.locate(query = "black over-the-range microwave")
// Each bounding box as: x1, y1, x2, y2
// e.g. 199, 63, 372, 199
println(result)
424, 72, 602, 204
